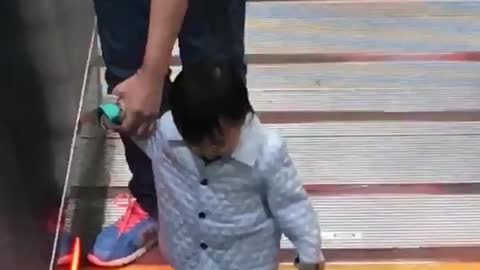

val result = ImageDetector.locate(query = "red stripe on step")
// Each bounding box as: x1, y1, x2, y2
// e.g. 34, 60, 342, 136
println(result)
72, 183, 480, 200
258, 111, 480, 124
304, 183, 480, 196
74, 183, 480, 200
93, 246, 480, 266
246, 51, 480, 64
329, 52, 480, 62
279, 247, 480, 262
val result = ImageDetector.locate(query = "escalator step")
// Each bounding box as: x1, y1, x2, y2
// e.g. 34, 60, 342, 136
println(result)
77, 1, 480, 266
97, 121, 480, 187
245, 1, 480, 57
66, 194, 480, 249
100, 62, 480, 113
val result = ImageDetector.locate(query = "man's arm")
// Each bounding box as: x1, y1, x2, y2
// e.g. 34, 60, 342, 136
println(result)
141, 0, 188, 79
264, 139, 324, 266
114, 0, 188, 137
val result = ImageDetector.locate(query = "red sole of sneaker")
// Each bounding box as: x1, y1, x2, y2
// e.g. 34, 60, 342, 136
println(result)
57, 254, 73, 266
87, 240, 156, 267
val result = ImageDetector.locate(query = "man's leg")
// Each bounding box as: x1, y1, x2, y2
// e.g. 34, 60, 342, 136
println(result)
178, 0, 246, 77
88, 0, 246, 266
88, 74, 167, 267
87, 0, 169, 266
104, 71, 170, 217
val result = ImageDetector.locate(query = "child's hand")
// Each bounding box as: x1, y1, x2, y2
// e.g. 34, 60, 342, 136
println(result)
295, 256, 325, 270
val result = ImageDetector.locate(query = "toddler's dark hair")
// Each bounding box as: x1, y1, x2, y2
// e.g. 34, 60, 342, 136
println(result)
170, 60, 254, 145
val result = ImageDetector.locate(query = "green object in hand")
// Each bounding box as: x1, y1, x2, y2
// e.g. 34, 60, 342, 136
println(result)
98, 103, 122, 125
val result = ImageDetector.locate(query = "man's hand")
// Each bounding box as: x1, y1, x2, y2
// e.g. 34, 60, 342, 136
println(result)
112, 69, 162, 138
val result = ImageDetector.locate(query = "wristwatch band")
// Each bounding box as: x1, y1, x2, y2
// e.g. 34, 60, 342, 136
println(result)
98, 103, 122, 125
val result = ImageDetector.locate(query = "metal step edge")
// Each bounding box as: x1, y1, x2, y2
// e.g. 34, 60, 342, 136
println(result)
242, 62, 480, 90
97, 129, 480, 186
170, 62, 480, 90
100, 65, 480, 113
100, 121, 480, 139
65, 194, 480, 249
265, 122, 480, 137
101, 58, 480, 89
248, 89, 480, 112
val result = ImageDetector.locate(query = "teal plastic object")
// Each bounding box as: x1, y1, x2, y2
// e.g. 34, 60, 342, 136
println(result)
98, 103, 122, 125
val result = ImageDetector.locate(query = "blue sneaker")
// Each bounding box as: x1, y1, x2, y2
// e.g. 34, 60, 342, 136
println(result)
88, 195, 158, 267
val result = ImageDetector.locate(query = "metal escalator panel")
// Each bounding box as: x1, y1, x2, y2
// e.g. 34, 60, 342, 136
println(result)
102, 122, 480, 187
91, 71, 480, 252
90, 127, 480, 250
100, 63, 480, 189
284, 195, 480, 249
66, 1, 480, 267
170, 62, 480, 113
65, 194, 480, 250
244, 1, 480, 56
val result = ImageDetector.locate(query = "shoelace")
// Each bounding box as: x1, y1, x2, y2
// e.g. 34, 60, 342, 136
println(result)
113, 193, 149, 235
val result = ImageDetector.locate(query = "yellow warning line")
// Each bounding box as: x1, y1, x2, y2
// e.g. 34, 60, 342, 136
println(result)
85, 262, 480, 270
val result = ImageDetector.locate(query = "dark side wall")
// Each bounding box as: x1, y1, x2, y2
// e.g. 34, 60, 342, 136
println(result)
0, 0, 94, 268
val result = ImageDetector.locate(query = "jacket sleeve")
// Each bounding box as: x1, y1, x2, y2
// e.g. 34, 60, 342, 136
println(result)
263, 139, 324, 264
132, 119, 163, 159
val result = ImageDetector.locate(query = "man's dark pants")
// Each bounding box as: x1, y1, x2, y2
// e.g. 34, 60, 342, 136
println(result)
93, 0, 246, 216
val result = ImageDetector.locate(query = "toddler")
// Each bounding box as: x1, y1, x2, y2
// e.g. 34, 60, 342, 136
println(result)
112, 61, 324, 270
